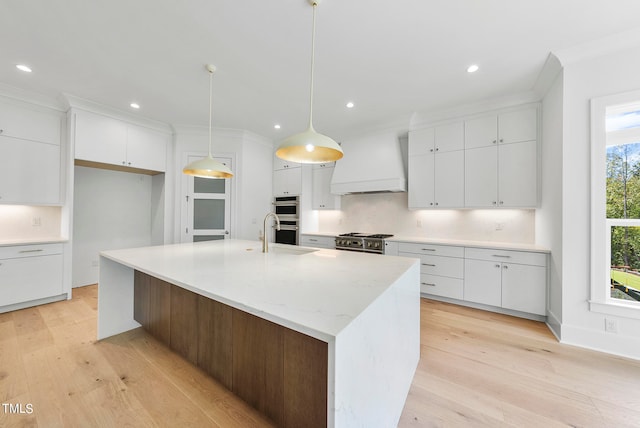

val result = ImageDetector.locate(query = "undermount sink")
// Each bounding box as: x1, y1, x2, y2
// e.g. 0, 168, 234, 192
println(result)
269, 245, 318, 255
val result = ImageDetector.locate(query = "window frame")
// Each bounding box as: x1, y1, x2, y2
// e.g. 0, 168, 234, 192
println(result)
590, 91, 640, 320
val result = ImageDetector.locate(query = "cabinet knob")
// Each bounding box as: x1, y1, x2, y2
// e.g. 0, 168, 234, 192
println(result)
128, 162, 131, 166
122, 161, 126, 165
430, 148, 434, 152
503, 265, 509, 269
499, 201, 504, 205
492, 139, 497, 144
435, 147, 439, 151
495, 264, 501, 268
492, 201, 497, 205
435, 202, 439, 206
499, 138, 504, 143
0, 129, 3, 134
430, 202, 433, 206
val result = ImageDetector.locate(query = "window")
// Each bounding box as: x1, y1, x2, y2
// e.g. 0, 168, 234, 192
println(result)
592, 91, 640, 317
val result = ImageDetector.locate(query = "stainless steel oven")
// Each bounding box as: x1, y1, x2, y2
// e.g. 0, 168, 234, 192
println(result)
273, 196, 299, 245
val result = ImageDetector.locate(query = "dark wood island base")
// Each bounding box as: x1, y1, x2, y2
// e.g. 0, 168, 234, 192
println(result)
133, 270, 328, 427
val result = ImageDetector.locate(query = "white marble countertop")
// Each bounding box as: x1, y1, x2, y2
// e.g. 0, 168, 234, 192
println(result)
0, 237, 67, 247
100, 239, 418, 342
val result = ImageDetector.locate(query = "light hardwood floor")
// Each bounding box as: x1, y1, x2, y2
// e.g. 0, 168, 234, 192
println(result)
1, 285, 639, 427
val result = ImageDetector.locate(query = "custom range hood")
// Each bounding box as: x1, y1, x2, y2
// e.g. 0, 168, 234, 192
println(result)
330, 131, 407, 195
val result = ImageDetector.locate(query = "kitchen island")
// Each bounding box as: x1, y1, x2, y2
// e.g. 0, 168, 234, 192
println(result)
97, 239, 420, 428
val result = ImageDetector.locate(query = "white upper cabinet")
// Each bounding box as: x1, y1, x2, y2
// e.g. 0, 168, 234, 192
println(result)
74, 110, 167, 172
312, 163, 340, 210
273, 167, 302, 196
464, 105, 538, 208
0, 98, 62, 205
464, 107, 537, 149
0, 101, 61, 145
273, 154, 300, 170
408, 122, 464, 209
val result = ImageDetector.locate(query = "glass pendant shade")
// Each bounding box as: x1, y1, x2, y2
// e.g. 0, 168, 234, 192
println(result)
183, 64, 233, 179
276, 0, 343, 164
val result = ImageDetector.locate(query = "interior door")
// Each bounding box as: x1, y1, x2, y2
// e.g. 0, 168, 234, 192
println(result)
181, 155, 232, 243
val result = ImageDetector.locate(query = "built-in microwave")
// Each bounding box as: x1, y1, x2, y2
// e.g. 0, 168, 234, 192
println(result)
273, 195, 299, 217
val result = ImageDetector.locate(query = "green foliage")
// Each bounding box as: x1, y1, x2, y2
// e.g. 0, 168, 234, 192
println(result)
607, 143, 640, 270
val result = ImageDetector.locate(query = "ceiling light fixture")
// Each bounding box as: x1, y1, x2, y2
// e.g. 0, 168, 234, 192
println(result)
182, 64, 233, 179
16, 64, 32, 73
274, 124, 281, 129
346, 102, 354, 109
276, 0, 343, 164
130, 102, 140, 109
467, 64, 479, 73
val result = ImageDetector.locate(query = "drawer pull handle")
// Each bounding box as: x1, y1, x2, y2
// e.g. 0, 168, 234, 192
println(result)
421, 248, 436, 252
492, 254, 511, 258
309, 239, 318, 242
19, 249, 44, 253
421, 263, 436, 267
421, 282, 436, 287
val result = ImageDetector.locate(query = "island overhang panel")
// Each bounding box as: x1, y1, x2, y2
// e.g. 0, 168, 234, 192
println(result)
97, 239, 420, 428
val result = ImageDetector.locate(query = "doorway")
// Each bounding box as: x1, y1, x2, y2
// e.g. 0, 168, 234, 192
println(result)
181, 155, 232, 243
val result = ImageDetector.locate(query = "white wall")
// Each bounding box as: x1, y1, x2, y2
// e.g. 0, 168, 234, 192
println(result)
536, 69, 564, 336
72, 166, 153, 287
318, 192, 536, 244
560, 44, 640, 359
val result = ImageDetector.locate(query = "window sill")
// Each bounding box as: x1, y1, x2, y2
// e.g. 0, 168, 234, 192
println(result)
589, 299, 640, 320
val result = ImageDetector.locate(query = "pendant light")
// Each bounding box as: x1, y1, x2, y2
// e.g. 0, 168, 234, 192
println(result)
276, 0, 343, 164
183, 64, 234, 179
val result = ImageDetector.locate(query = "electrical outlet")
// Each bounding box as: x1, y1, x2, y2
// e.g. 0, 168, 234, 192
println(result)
417, 219, 422, 228
32, 217, 41, 227
495, 222, 505, 231
605, 318, 618, 333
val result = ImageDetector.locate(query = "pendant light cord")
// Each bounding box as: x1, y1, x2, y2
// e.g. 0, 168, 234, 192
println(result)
308, 2, 317, 130
208, 69, 214, 157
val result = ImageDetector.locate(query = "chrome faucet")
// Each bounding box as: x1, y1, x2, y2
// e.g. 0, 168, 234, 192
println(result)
262, 212, 281, 253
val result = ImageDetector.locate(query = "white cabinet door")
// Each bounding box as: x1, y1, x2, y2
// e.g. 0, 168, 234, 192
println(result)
408, 128, 434, 156
0, 101, 61, 145
126, 125, 168, 172
498, 108, 537, 145
408, 153, 434, 208
434, 122, 464, 152
434, 150, 464, 208
501, 263, 546, 315
463, 258, 502, 306
312, 165, 339, 209
464, 115, 497, 149
465, 146, 497, 207
0, 254, 64, 307
273, 167, 301, 196
0, 136, 61, 204
273, 154, 300, 170
74, 110, 127, 166
498, 140, 537, 207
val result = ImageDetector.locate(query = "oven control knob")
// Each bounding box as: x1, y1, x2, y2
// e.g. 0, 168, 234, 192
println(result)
374, 242, 380, 248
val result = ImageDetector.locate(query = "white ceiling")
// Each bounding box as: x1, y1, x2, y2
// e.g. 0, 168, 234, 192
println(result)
2, 0, 640, 141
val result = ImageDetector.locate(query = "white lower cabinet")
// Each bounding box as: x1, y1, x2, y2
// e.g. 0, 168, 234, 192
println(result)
399, 243, 464, 299
464, 247, 547, 316
0, 243, 64, 310
300, 234, 335, 249
393, 240, 548, 319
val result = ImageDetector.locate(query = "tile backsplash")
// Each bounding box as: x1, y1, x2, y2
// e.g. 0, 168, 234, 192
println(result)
0, 205, 62, 240
317, 192, 535, 243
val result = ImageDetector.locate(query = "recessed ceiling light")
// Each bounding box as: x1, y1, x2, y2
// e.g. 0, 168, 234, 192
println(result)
274, 124, 281, 130
467, 64, 479, 73
130, 102, 140, 109
346, 102, 354, 109
16, 64, 32, 73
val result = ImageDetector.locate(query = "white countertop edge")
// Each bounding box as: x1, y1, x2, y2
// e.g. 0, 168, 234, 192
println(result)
388, 235, 550, 253
0, 237, 68, 247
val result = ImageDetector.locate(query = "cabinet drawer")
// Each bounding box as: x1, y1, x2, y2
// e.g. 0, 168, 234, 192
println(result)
398, 242, 464, 258
464, 247, 546, 266
401, 253, 463, 279
0, 253, 64, 306
420, 274, 463, 299
0, 243, 63, 260
300, 235, 334, 249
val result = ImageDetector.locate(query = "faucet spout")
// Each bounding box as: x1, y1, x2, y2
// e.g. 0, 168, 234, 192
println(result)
262, 212, 281, 253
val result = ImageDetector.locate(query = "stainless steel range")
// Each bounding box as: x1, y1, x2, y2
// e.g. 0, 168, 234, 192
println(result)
334, 233, 394, 254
